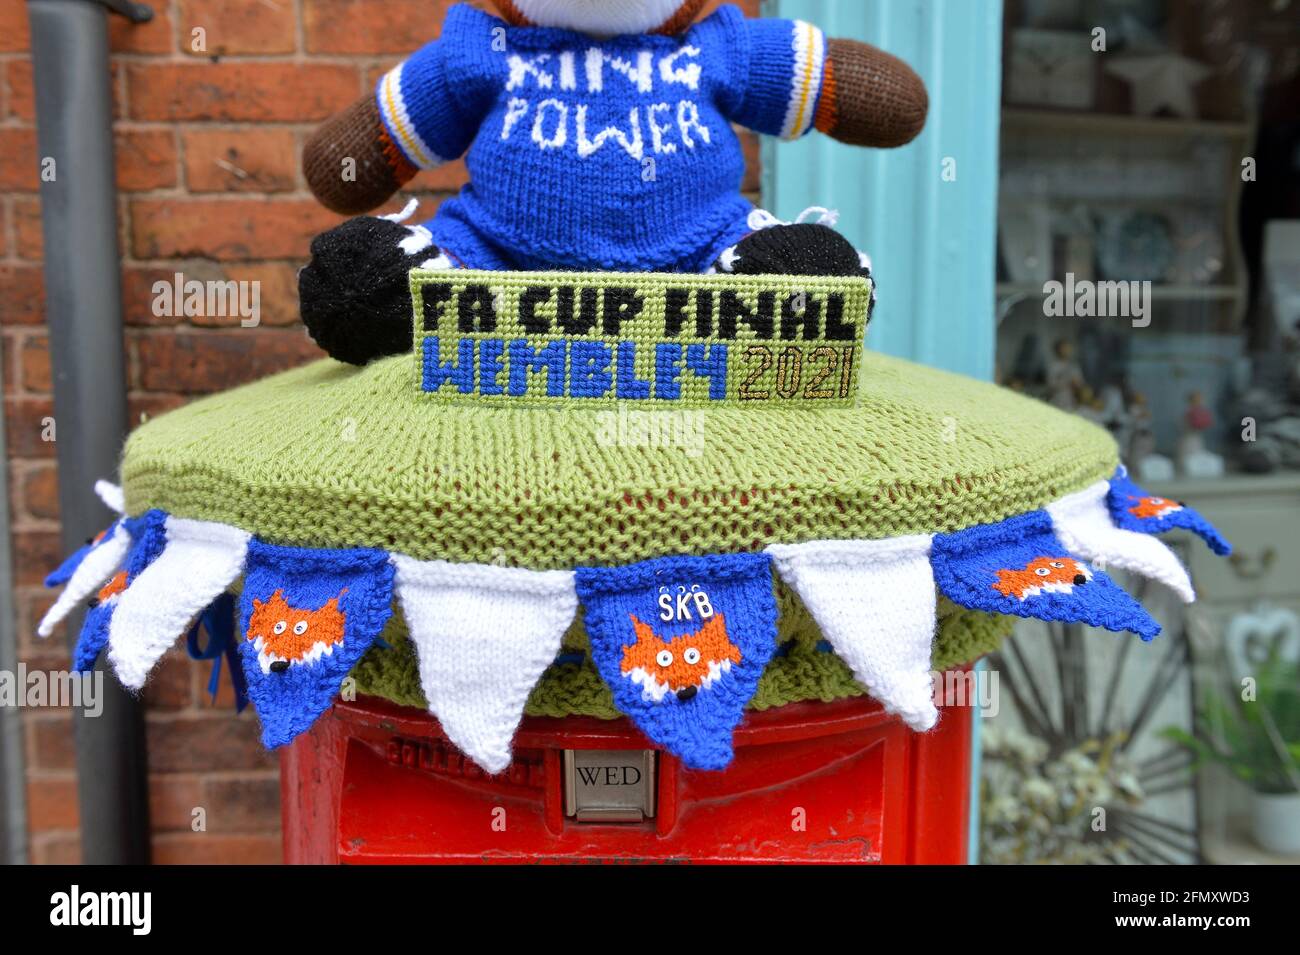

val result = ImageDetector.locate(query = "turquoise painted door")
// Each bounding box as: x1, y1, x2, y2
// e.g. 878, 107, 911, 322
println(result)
765, 0, 1005, 864
764, 0, 1002, 380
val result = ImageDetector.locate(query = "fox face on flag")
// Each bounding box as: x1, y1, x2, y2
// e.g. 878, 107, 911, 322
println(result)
576, 553, 779, 770
238, 542, 395, 748
1107, 467, 1231, 556
930, 511, 1161, 640
73, 511, 168, 673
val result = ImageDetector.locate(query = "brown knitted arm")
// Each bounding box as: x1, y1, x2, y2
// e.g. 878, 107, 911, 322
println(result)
814, 39, 928, 148
303, 95, 419, 215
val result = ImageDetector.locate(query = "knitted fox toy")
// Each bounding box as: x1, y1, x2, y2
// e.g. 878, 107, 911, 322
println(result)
299, 0, 929, 364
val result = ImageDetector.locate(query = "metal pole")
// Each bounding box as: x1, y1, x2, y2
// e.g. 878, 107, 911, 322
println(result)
27, 0, 152, 864
0, 360, 29, 864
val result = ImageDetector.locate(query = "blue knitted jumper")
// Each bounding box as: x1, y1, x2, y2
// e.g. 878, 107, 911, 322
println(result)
376, 3, 828, 272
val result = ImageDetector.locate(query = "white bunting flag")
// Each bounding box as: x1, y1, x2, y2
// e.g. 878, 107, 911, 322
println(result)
108, 517, 251, 690
392, 556, 578, 774
768, 536, 939, 731
38, 523, 131, 638
1048, 481, 1195, 603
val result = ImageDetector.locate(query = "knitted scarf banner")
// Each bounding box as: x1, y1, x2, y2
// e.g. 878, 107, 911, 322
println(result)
575, 553, 780, 770
413, 271, 871, 409
930, 511, 1161, 641
767, 536, 939, 732
392, 556, 578, 774
107, 517, 251, 691
238, 542, 395, 748
1107, 466, 1232, 556
72, 511, 169, 673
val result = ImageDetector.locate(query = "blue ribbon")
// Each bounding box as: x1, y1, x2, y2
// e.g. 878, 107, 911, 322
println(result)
186, 592, 248, 713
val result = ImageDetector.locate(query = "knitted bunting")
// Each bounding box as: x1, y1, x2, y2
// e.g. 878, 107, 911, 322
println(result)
1048, 480, 1195, 603
44, 521, 119, 589
1107, 466, 1232, 556
71, 511, 169, 673
392, 556, 577, 774
238, 542, 395, 748
930, 511, 1161, 640
768, 536, 939, 731
38, 521, 132, 639
108, 517, 251, 690
575, 553, 779, 770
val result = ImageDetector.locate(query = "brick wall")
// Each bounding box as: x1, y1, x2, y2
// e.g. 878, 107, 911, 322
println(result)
0, 0, 759, 864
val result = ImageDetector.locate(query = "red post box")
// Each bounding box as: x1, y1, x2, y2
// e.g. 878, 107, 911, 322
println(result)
280, 673, 973, 864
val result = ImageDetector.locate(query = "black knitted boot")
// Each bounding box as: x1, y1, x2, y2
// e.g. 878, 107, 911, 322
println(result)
299, 216, 446, 366
715, 223, 870, 279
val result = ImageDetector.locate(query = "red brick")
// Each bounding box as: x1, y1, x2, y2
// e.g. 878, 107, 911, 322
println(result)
0, 127, 39, 191
18, 332, 51, 393
127, 63, 359, 122
116, 129, 178, 192
0, 0, 31, 52
179, 0, 296, 55
11, 528, 60, 585
127, 391, 189, 425
13, 585, 56, 649
26, 776, 80, 831
305, 0, 457, 53
151, 832, 281, 864
141, 650, 195, 711
4, 396, 57, 457
23, 712, 75, 772
15, 462, 59, 522
182, 128, 296, 193
30, 833, 82, 865
134, 329, 321, 394
13, 197, 42, 259
203, 775, 281, 831
130, 197, 339, 260
145, 714, 278, 773
109, 7, 174, 54
149, 775, 205, 832
222, 262, 302, 327
4, 60, 33, 121
0, 265, 45, 325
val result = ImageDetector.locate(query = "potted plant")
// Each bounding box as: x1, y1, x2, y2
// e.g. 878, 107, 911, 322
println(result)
1165, 648, 1300, 855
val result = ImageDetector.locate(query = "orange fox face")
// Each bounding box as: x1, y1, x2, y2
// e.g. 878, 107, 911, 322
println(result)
621, 613, 742, 703
993, 557, 1092, 601
246, 588, 347, 674
1127, 495, 1183, 520
96, 570, 129, 604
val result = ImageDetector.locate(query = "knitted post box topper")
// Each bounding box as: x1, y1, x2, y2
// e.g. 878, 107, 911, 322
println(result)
297, 0, 928, 366
42, 264, 1232, 771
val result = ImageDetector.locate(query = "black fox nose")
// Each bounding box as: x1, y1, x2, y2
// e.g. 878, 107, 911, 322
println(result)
270, 660, 290, 674
1073, 574, 1088, 586
676, 686, 698, 702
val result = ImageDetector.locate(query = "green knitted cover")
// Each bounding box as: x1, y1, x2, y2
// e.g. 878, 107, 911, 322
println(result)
121, 350, 1118, 569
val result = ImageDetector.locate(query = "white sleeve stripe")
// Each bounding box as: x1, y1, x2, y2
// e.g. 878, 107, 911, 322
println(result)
780, 21, 826, 141
378, 62, 444, 169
